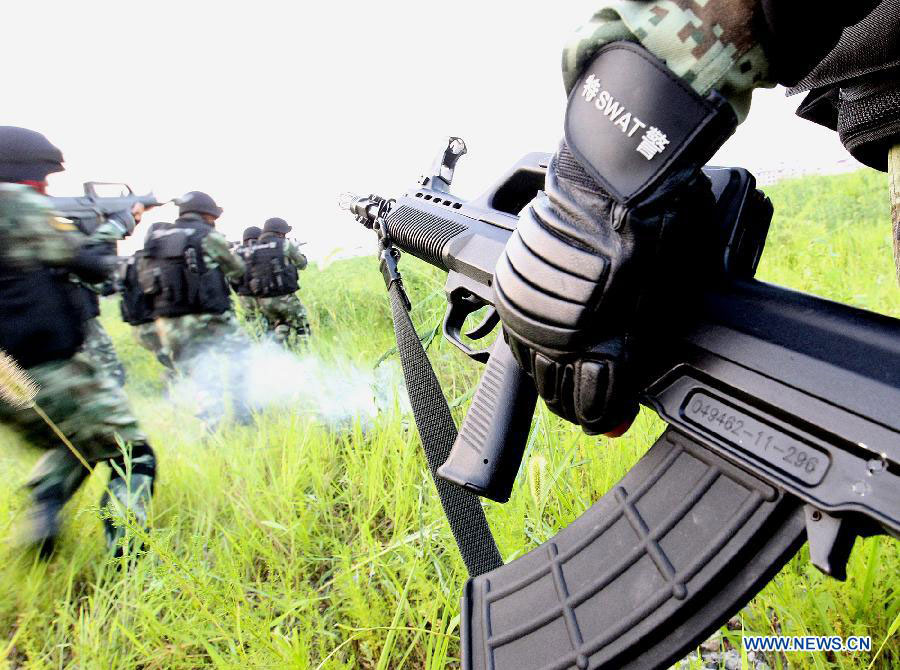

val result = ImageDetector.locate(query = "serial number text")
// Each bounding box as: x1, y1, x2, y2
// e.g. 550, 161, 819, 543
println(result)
682, 392, 829, 486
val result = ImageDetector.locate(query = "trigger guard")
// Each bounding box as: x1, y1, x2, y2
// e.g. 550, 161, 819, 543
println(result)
443, 300, 493, 364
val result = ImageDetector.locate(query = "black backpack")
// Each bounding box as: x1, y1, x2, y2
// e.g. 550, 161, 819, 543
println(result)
118, 253, 155, 325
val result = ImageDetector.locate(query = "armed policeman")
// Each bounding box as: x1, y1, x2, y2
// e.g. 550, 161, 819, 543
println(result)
232, 225, 263, 323
241, 217, 311, 347
141, 191, 252, 427
493, 0, 895, 436
0, 126, 156, 557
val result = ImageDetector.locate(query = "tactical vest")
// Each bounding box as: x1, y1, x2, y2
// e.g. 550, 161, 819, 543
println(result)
244, 236, 298, 298
139, 219, 231, 318
118, 252, 155, 325
232, 243, 257, 296
0, 262, 86, 368
790, 1, 900, 171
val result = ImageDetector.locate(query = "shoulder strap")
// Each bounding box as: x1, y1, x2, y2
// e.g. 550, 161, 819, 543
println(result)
386, 280, 503, 576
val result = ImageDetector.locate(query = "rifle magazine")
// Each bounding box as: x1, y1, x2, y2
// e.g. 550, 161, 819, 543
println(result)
461, 427, 806, 670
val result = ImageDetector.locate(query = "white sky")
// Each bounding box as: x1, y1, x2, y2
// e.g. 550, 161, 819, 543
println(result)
3, 1, 858, 259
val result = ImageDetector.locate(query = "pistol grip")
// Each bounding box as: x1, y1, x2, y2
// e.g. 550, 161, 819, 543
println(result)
437, 334, 538, 503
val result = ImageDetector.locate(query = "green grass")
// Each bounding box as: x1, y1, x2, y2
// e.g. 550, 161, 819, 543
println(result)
0, 169, 897, 669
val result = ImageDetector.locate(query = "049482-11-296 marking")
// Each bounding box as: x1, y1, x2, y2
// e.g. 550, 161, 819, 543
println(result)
681, 391, 830, 486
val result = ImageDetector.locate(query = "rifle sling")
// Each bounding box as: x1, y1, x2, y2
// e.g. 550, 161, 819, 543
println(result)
387, 281, 504, 576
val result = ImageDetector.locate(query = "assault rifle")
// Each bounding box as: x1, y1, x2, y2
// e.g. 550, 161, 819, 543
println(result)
50, 182, 164, 234
342, 138, 899, 670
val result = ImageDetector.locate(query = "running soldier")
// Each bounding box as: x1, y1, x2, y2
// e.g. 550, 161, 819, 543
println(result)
242, 217, 311, 347
141, 191, 251, 427
0, 126, 156, 557
232, 225, 263, 324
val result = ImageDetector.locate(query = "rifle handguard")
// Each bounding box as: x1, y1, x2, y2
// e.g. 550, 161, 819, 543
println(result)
438, 335, 538, 502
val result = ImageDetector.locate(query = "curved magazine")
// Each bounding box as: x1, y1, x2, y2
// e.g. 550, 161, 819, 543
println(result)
461, 428, 806, 670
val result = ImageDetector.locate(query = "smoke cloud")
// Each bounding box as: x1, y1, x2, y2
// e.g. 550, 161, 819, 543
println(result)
167, 340, 409, 431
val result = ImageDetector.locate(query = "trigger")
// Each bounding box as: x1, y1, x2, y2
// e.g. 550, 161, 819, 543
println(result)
465, 307, 499, 340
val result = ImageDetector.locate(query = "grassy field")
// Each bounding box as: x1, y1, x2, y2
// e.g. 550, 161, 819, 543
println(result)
0, 169, 897, 669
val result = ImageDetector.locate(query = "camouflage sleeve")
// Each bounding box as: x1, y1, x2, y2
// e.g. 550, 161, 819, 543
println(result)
90, 217, 129, 244
562, 1, 773, 123
0, 184, 85, 270
202, 229, 246, 281
286, 241, 308, 270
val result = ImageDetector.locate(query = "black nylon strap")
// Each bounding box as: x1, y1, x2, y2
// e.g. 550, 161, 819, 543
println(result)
387, 282, 503, 576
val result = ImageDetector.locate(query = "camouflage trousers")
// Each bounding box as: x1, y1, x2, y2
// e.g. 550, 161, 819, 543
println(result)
81, 317, 127, 386
134, 321, 174, 371
238, 295, 262, 321
0, 352, 156, 555
237, 295, 266, 339
256, 294, 311, 347
155, 311, 253, 427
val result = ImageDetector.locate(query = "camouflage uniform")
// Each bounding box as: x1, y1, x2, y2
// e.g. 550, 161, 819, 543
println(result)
238, 294, 262, 321
0, 183, 155, 555
156, 310, 247, 363
153, 215, 251, 426
135, 320, 174, 371
255, 239, 311, 346
257, 293, 311, 345
81, 315, 127, 384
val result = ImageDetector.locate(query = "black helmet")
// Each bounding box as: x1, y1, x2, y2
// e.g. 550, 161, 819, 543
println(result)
0, 126, 64, 182
242, 226, 262, 243
263, 217, 291, 234
175, 191, 223, 218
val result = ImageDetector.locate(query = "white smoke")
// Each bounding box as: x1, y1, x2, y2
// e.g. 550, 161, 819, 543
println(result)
244, 342, 379, 426
167, 340, 409, 431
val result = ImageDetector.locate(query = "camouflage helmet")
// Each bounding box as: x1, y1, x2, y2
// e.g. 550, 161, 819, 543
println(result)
175, 191, 223, 218
0, 126, 64, 182
263, 217, 291, 234
242, 226, 262, 243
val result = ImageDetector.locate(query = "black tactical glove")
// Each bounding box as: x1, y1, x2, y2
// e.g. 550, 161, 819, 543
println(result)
493, 43, 737, 435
